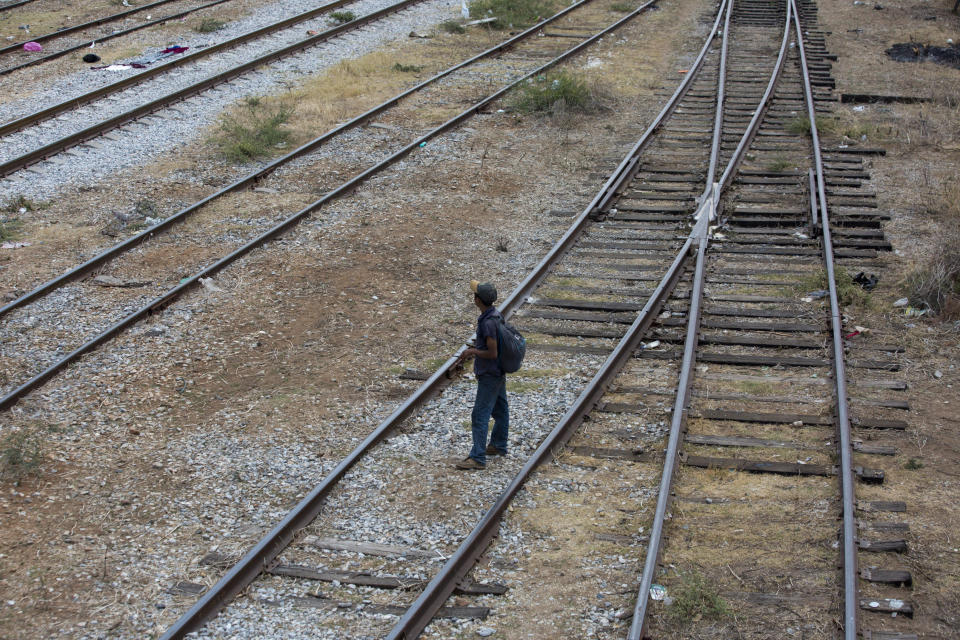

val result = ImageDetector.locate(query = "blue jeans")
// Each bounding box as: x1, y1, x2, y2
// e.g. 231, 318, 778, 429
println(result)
469, 374, 509, 464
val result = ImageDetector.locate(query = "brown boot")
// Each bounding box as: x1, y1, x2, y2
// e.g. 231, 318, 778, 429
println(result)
455, 457, 486, 470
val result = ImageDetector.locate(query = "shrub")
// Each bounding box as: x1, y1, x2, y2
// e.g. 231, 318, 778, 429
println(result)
668, 571, 731, 623
439, 19, 466, 34
1, 430, 42, 482
392, 62, 423, 73
510, 70, 600, 117
469, 0, 562, 29
903, 231, 960, 318
195, 18, 226, 33
904, 458, 924, 470
329, 10, 356, 24
3, 194, 37, 213
213, 97, 293, 163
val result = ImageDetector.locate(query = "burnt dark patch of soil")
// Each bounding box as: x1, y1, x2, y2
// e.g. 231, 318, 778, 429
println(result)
885, 42, 960, 68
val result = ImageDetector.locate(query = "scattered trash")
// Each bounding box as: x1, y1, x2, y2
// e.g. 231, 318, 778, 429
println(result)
476, 628, 495, 638
677, 69, 688, 73
461, 0, 470, 19
306, 29, 318, 35
934, 370, 943, 379
806, 289, 829, 300
853, 105, 866, 112
792, 420, 803, 427
892, 297, 909, 307
650, 585, 667, 600
199, 277, 222, 292
793, 231, 809, 239
408, 30, 433, 38
904, 306, 928, 317
853, 271, 878, 291
642, 340, 660, 350
82, 53, 101, 63
92, 44, 189, 71
1, 241, 30, 249
874, 3, 883, 8
23, 41, 42, 52
418, 141, 427, 148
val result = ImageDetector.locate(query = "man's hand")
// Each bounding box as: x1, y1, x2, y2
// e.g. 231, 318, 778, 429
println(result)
455, 348, 478, 365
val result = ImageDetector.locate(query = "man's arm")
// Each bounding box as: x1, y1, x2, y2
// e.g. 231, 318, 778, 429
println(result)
457, 335, 498, 362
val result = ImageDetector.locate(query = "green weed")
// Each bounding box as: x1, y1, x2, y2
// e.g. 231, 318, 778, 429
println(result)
392, 62, 423, 73
329, 10, 356, 24
609, 1, 635, 11
1, 431, 42, 482
194, 18, 226, 33
668, 570, 731, 623
439, 19, 466, 34
765, 157, 792, 172
796, 267, 872, 308
213, 96, 293, 163
469, 0, 562, 29
904, 458, 924, 470
0, 218, 23, 242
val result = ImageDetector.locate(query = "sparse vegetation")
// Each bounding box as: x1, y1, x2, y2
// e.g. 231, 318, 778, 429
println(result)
1, 430, 42, 482
469, 0, 562, 29
495, 235, 510, 252
904, 457, 924, 470
797, 267, 873, 308
609, 1, 635, 11
439, 19, 466, 34
329, 10, 356, 24
194, 18, 226, 33
0, 218, 23, 242
903, 229, 960, 318
668, 570, 731, 623
765, 156, 792, 172
392, 62, 423, 73
212, 96, 293, 163
510, 70, 603, 118
3, 194, 39, 213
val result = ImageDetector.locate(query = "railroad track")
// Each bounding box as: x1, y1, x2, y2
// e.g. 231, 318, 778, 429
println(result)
0, 0, 668, 413
0, 0, 239, 76
154, 0, 915, 637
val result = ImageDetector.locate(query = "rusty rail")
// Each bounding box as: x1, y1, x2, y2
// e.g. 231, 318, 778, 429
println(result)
791, 0, 859, 634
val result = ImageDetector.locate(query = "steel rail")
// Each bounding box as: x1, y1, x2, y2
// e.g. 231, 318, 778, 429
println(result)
0, 0, 433, 178
0, 0, 236, 76
0, 0, 197, 56
0, 0, 602, 322
154, 6, 665, 637
0, 0, 378, 138
630, 0, 796, 635
790, 0, 858, 634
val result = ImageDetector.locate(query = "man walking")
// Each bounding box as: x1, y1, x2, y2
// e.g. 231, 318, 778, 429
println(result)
454, 280, 509, 470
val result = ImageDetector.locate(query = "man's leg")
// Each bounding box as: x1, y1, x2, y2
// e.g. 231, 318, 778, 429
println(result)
488, 375, 509, 452
469, 375, 498, 464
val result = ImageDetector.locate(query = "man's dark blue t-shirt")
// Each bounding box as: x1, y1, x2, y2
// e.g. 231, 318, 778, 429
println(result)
474, 306, 503, 377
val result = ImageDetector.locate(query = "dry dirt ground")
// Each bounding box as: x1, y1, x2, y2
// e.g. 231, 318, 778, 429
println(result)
0, 0, 958, 638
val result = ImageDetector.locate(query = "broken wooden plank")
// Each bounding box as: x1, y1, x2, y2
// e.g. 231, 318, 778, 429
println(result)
858, 500, 906, 513
859, 538, 908, 552
167, 581, 205, 596
682, 455, 834, 476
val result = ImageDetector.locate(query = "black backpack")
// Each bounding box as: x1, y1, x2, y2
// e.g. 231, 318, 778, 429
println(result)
496, 317, 526, 374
